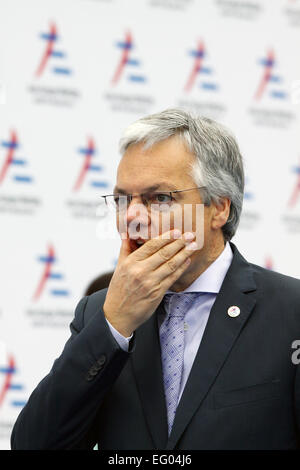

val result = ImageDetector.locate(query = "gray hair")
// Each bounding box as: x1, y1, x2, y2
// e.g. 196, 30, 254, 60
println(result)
119, 108, 244, 241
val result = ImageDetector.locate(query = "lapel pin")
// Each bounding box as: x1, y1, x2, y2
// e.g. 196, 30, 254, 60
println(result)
227, 306, 240, 318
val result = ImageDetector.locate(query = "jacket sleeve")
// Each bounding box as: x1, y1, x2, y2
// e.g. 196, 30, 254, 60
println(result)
11, 293, 133, 449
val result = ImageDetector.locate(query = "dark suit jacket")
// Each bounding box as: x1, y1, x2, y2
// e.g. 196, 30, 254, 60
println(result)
11, 243, 300, 449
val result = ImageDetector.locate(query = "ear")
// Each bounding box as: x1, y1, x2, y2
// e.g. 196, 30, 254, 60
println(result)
211, 198, 231, 231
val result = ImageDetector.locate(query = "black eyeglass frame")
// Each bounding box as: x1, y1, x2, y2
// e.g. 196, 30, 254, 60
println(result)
101, 186, 207, 207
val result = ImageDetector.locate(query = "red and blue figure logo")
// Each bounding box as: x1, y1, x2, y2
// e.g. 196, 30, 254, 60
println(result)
185, 40, 218, 93
0, 130, 33, 185
33, 244, 70, 301
254, 49, 287, 101
265, 256, 273, 271
0, 355, 26, 409
73, 137, 108, 191
36, 22, 72, 77
288, 158, 300, 208
111, 31, 146, 85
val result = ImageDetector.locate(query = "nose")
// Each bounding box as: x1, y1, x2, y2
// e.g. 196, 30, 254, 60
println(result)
117, 196, 150, 239
121, 196, 150, 241
126, 196, 149, 225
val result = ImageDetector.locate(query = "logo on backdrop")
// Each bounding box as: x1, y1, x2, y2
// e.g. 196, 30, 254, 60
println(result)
248, 48, 295, 128
104, 30, 154, 114
35, 22, 72, 78
184, 40, 218, 94
111, 31, 146, 86
282, 157, 300, 232
254, 49, 287, 101
0, 354, 26, 410
265, 256, 274, 271
0, 130, 40, 215
73, 137, 108, 192
0, 130, 33, 186
26, 245, 73, 328
33, 244, 70, 301
244, 180, 254, 202
177, 39, 226, 121
0, 350, 27, 441
27, 22, 80, 106
65, 137, 110, 219
239, 177, 260, 230
288, 159, 300, 208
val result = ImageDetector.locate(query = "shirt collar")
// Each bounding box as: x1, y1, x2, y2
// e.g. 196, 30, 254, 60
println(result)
166, 241, 233, 295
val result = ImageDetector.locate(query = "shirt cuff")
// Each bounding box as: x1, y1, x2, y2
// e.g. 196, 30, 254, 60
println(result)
105, 318, 133, 352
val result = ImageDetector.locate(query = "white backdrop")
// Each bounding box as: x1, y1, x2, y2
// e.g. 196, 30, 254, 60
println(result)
0, 0, 300, 449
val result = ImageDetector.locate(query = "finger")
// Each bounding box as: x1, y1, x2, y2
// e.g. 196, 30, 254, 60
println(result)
154, 240, 197, 282
158, 256, 192, 292
118, 235, 132, 262
146, 232, 195, 270
132, 229, 182, 261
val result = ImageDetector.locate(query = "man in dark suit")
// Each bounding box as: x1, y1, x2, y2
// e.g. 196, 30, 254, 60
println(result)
11, 109, 300, 449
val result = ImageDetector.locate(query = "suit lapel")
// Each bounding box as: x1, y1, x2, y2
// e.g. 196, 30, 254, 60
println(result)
131, 302, 168, 449
131, 243, 257, 450
165, 243, 258, 449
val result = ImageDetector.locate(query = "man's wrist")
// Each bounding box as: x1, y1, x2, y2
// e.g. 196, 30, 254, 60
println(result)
103, 308, 134, 338
105, 317, 134, 352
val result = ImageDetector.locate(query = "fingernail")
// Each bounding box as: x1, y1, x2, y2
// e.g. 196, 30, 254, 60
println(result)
184, 232, 195, 241
186, 241, 197, 251
173, 229, 182, 239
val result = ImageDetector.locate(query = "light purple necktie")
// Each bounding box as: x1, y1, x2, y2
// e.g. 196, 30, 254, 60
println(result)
160, 293, 198, 435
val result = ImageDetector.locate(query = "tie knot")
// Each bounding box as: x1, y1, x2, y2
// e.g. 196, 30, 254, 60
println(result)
164, 292, 198, 318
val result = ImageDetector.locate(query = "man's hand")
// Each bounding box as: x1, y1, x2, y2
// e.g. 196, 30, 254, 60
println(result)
103, 230, 196, 337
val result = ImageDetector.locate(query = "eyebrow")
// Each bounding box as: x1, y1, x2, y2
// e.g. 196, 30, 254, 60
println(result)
113, 183, 178, 194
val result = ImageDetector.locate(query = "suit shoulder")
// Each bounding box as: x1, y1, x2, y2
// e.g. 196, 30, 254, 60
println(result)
250, 262, 300, 299
70, 288, 107, 333
83, 288, 108, 325
72, 288, 108, 329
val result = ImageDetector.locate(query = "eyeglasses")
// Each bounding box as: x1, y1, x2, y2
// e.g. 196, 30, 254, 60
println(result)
101, 187, 206, 212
